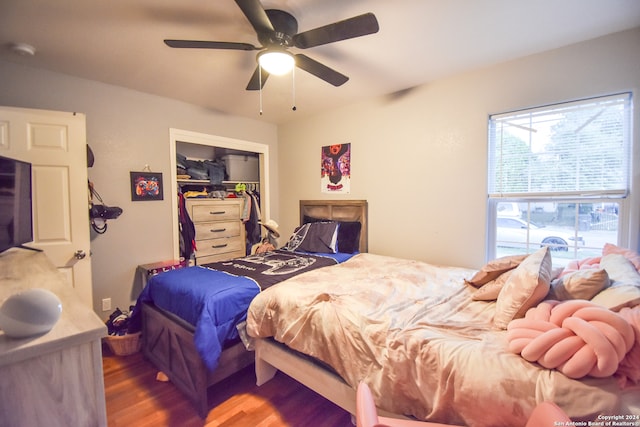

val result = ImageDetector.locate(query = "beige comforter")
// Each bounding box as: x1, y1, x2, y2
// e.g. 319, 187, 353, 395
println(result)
246, 253, 639, 426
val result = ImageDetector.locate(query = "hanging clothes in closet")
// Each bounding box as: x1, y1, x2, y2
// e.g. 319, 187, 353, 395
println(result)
177, 191, 196, 261
243, 189, 262, 255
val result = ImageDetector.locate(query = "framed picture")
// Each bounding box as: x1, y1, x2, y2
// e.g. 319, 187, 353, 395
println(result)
130, 171, 163, 201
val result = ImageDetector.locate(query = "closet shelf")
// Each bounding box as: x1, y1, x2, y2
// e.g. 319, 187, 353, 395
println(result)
177, 179, 259, 185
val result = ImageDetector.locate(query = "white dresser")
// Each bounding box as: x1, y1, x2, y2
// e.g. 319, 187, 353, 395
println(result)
0, 248, 107, 427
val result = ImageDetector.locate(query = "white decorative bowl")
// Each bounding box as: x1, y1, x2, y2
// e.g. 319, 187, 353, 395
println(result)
0, 288, 62, 338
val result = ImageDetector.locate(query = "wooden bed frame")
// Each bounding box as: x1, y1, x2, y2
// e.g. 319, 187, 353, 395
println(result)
252, 339, 404, 419
140, 199, 368, 418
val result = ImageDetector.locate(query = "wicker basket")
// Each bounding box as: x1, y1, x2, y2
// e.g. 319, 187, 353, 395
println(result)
104, 332, 142, 356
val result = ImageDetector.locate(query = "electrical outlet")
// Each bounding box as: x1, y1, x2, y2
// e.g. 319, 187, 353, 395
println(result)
102, 298, 111, 312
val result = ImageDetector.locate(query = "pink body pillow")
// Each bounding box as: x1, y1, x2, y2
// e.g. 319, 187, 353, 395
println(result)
507, 300, 635, 379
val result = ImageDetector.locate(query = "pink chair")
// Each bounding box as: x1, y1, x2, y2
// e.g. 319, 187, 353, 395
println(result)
356, 382, 571, 427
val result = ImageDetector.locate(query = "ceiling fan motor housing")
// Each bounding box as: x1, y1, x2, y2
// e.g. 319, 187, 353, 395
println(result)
261, 10, 298, 47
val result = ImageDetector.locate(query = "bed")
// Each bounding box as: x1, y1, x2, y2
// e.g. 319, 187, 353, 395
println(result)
246, 244, 640, 425
132, 199, 368, 418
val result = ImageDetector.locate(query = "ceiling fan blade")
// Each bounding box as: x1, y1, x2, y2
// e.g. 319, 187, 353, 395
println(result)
235, 0, 274, 35
295, 54, 348, 87
293, 13, 379, 49
246, 66, 270, 91
164, 40, 258, 51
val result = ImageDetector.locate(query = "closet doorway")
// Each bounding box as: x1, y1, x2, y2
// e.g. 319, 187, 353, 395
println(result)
168, 128, 270, 263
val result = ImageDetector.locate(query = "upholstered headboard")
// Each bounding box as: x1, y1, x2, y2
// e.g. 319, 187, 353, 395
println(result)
299, 200, 368, 253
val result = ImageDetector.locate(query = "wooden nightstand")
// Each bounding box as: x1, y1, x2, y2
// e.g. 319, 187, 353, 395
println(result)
137, 260, 186, 288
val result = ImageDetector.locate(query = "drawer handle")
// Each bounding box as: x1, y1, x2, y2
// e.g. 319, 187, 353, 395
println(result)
210, 228, 227, 233
211, 244, 228, 249
210, 210, 227, 215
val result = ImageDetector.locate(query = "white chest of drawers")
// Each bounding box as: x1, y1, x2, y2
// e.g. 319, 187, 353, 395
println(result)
0, 248, 107, 427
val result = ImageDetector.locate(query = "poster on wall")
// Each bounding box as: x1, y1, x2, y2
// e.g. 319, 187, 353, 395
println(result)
130, 171, 163, 201
321, 143, 351, 193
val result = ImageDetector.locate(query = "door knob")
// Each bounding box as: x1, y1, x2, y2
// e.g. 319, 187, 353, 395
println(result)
74, 250, 87, 260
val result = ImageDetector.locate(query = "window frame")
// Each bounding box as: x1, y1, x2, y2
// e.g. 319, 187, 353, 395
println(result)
486, 93, 633, 262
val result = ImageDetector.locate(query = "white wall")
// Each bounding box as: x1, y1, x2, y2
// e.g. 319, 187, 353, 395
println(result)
277, 28, 640, 269
0, 61, 279, 318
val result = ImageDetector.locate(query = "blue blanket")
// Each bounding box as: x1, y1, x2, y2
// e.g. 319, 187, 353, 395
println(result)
134, 266, 259, 371
131, 250, 353, 371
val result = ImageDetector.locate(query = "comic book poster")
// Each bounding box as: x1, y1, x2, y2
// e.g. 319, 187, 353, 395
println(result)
321, 143, 350, 193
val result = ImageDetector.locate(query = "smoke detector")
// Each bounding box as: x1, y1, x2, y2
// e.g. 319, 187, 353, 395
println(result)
10, 43, 36, 56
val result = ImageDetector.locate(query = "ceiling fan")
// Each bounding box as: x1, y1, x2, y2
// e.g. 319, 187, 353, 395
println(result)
164, 0, 379, 91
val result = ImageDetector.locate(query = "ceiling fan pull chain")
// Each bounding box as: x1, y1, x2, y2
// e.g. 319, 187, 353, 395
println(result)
292, 67, 297, 112
259, 66, 263, 115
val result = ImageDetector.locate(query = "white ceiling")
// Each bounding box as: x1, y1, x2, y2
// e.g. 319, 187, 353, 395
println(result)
1, 0, 640, 125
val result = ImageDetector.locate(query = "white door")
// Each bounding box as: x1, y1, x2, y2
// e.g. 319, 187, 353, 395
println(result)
0, 106, 93, 308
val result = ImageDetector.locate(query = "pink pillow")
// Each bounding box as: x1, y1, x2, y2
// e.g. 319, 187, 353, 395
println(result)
603, 243, 640, 272
558, 256, 601, 278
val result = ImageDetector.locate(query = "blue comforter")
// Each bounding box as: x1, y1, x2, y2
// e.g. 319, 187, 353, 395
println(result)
134, 266, 259, 371
131, 250, 353, 371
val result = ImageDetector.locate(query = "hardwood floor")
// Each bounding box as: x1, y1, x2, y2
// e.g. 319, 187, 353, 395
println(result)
103, 345, 354, 427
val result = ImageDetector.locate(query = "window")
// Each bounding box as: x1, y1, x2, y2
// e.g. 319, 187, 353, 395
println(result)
487, 93, 632, 266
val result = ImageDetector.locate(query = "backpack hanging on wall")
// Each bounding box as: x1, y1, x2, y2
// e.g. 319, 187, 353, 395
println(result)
87, 144, 122, 234
88, 181, 122, 234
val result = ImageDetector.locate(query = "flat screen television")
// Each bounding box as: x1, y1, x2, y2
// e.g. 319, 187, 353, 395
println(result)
0, 155, 33, 253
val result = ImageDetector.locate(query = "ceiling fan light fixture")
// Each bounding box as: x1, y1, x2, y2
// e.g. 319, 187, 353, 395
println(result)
258, 50, 294, 75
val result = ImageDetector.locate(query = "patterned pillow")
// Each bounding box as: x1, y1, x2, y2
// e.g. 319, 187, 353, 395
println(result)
282, 222, 338, 253
302, 216, 362, 253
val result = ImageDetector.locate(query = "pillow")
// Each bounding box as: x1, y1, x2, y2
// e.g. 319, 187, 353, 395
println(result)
303, 215, 324, 224
558, 256, 601, 278
591, 254, 640, 311
474, 265, 561, 301
616, 306, 640, 387
465, 254, 528, 287
282, 222, 338, 253
303, 216, 361, 253
549, 269, 610, 301
472, 270, 513, 301
493, 247, 552, 329
335, 221, 362, 253
603, 243, 640, 272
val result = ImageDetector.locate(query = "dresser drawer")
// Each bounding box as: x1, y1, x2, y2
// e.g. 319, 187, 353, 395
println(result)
190, 203, 241, 222
196, 250, 245, 265
195, 236, 244, 258
193, 220, 241, 240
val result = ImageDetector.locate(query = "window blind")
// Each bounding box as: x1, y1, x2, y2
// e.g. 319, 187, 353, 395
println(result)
488, 93, 632, 198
